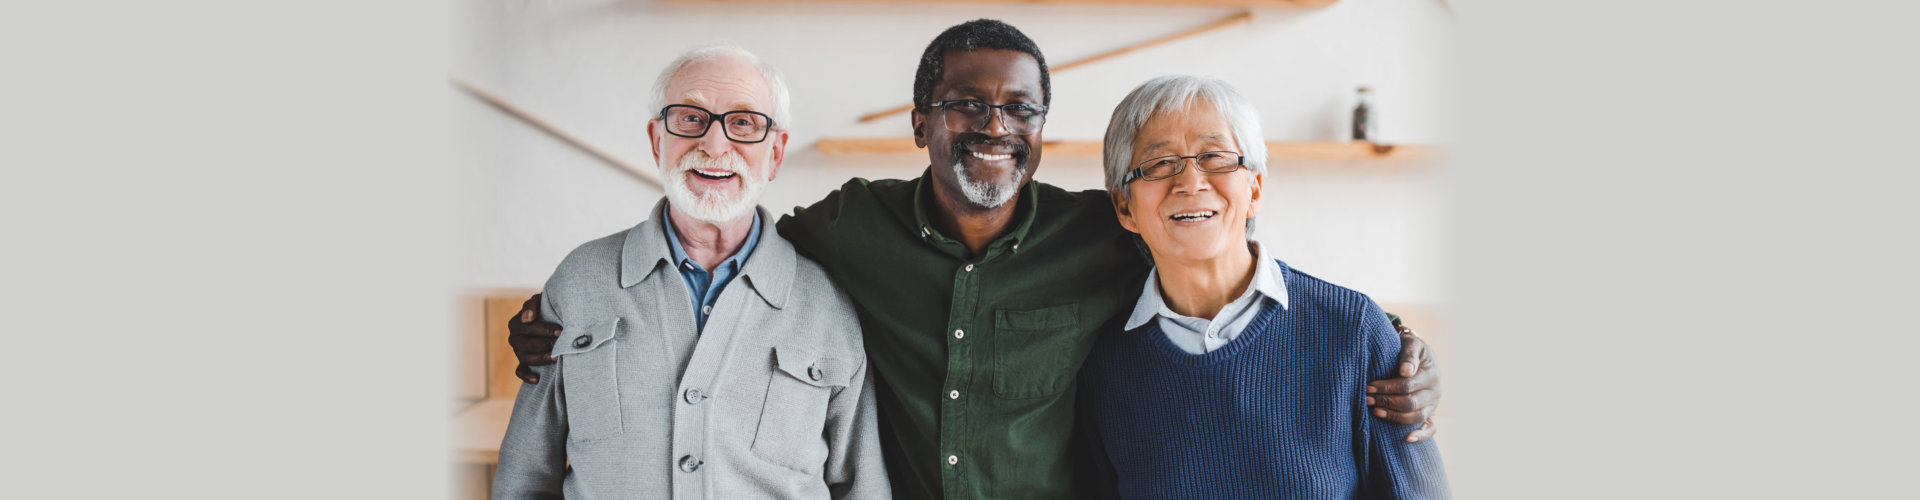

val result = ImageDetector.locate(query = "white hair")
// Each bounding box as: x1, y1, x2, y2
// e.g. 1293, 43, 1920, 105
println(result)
1101, 74, 1267, 198
650, 45, 792, 130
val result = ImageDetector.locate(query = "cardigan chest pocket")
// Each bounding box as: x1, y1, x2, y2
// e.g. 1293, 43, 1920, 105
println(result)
556, 317, 623, 442
992, 304, 1082, 399
751, 345, 843, 474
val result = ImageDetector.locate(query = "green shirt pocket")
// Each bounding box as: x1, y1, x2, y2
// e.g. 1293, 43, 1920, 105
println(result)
992, 304, 1081, 399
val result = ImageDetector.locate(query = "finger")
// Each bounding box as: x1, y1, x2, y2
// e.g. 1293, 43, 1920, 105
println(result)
518, 293, 542, 324
511, 322, 563, 339
1368, 366, 1439, 396
1404, 419, 1437, 443
1396, 332, 1429, 378
516, 340, 558, 365
1365, 388, 1438, 413
516, 365, 540, 385
1370, 406, 1426, 425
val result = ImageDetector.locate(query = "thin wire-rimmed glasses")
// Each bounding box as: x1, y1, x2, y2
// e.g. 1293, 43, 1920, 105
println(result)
659, 105, 776, 144
1123, 151, 1246, 183
925, 100, 1048, 135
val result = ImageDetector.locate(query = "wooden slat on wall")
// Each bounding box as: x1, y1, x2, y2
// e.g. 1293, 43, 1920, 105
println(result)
485, 293, 539, 399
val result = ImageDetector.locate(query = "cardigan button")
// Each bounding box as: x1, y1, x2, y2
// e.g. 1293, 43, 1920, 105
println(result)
679, 455, 702, 473
572, 335, 592, 348
808, 365, 825, 381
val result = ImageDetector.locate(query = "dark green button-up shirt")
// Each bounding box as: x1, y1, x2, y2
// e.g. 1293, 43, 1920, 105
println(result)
778, 169, 1148, 499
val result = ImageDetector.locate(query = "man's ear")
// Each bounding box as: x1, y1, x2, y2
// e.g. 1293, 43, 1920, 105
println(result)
1110, 189, 1140, 234
646, 119, 663, 165
765, 129, 789, 181
911, 109, 928, 148
1247, 171, 1264, 219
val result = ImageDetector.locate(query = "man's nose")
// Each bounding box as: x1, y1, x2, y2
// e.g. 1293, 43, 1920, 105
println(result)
696, 122, 733, 155
977, 108, 1012, 137
1170, 161, 1212, 194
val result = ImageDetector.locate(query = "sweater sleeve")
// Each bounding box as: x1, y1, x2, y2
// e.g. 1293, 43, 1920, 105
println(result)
1358, 302, 1452, 499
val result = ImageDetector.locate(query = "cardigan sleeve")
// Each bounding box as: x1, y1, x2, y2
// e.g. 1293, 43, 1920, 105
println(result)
1359, 302, 1452, 499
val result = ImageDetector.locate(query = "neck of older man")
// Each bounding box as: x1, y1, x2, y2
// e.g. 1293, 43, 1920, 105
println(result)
928, 175, 1020, 258
666, 207, 756, 272
1154, 243, 1258, 321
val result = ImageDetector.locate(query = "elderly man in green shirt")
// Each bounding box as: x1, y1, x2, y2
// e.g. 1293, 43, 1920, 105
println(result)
506, 19, 1442, 499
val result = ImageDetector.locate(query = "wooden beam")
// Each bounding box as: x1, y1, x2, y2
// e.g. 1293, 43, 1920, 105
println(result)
816, 137, 1443, 161
452, 78, 663, 189
857, 10, 1261, 123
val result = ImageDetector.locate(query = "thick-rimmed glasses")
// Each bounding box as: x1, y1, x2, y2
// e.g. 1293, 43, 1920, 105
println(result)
925, 100, 1048, 135
1123, 151, 1246, 183
659, 105, 776, 144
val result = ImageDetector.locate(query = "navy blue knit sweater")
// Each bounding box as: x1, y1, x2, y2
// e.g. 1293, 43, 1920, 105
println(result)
1078, 260, 1450, 499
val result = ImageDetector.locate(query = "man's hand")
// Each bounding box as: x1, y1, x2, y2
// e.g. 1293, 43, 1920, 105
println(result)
1365, 323, 1441, 443
507, 293, 562, 384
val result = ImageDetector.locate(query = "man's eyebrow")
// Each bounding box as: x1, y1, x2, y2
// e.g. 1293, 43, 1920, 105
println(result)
946, 85, 987, 98
677, 91, 710, 107
1141, 140, 1173, 154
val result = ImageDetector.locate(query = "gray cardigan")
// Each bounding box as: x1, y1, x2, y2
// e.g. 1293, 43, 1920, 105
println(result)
493, 202, 890, 499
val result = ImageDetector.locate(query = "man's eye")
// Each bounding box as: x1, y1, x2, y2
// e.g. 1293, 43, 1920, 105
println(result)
731, 118, 753, 127
678, 114, 704, 123
1198, 152, 1224, 160
951, 101, 985, 112
1006, 104, 1038, 117
1151, 159, 1180, 168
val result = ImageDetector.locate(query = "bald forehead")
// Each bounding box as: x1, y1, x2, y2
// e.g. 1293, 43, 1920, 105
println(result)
665, 56, 773, 112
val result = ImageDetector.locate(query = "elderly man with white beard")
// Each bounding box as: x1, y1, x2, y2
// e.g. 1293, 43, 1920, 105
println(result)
491, 46, 890, 500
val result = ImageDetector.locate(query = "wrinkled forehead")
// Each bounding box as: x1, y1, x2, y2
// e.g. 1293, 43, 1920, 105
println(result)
1135, 101, 1236, 155
664, 57, 773, 112
935, 49, 1043, 97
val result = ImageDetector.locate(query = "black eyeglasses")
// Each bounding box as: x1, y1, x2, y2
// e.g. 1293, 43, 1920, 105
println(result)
1124, 151, 1246, 183
925, 100, 1048, 135
659, 105, 776, 144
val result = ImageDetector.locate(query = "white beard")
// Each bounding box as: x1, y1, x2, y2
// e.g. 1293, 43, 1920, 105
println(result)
665, 150, 766, 224
951, 160, 1025, 209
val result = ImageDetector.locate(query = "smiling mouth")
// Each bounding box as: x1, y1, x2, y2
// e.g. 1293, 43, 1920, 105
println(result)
690, 169, 737, 180
1170, 210, 1217, 222
969, 151, 1013, 161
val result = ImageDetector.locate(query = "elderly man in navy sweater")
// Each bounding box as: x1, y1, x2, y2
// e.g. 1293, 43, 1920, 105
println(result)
1078, 75, 1450, 499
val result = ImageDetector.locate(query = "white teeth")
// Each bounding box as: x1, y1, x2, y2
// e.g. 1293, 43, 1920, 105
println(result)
691, 169, 737, 180
1170, 210, 1217, 221
969, 151, 1012, 161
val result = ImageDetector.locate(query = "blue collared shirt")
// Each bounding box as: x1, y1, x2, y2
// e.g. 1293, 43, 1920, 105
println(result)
662, 209, 762, 331
1124, 241, 1289, 354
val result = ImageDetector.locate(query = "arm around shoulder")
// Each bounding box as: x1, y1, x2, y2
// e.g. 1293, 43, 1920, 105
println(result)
1359, 304, 1451, 498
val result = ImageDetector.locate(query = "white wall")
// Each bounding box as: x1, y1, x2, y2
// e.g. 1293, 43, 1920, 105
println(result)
450, 0, 1455, 304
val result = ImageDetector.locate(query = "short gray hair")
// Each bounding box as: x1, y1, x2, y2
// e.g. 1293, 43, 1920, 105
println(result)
650, 45, 792, 131
1101, 75, 1267, 198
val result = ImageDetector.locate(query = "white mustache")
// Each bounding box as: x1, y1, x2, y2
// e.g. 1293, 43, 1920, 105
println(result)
678, 151, 745, 175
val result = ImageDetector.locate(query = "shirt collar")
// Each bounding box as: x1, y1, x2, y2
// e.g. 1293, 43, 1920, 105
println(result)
907, 166, 1041, 258
662, 205, 761, 277
621, 200, 794, 309
1123, 241, 1289, 330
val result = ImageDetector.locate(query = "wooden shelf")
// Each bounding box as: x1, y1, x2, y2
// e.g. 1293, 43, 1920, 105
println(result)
815, 138, 1443, 162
